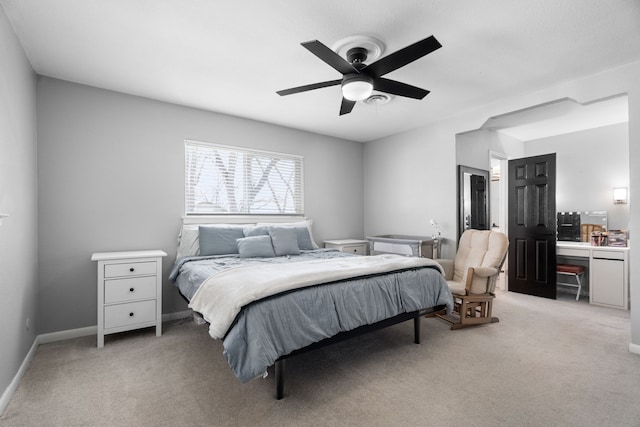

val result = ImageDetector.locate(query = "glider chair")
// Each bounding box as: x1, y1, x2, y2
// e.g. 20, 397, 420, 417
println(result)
434, 229, 509, 330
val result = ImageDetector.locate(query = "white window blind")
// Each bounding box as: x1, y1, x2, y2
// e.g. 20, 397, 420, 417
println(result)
185, 140, 304, 215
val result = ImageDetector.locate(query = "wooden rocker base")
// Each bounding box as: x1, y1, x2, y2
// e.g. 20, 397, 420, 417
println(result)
436, 311, 499, 330
429, 296, 499, 330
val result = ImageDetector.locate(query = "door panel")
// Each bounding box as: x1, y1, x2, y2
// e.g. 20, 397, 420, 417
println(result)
470, 174, 488, 229
508, 153, 557, 299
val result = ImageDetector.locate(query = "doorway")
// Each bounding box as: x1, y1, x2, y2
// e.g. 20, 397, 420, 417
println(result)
490, 151, 508, 290
457, 95, 630, 297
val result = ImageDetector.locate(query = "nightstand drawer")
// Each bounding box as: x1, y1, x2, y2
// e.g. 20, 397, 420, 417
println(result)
342, 244, 367, 255
104, 261, 156, 278
324, 239, 369, 255
104, 300, 156, 329
105, 276, 157, 303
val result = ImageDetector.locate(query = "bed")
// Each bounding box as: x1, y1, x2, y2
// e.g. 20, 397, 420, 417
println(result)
170, 217, 453, 399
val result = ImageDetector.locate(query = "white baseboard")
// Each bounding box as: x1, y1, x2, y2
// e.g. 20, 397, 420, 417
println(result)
1, 309, 194, 416
38, 326, 97, 344
0, 337, 39, 415
37, 310, 193, 345
629, 342, 640, 355
162, 310, 193, 322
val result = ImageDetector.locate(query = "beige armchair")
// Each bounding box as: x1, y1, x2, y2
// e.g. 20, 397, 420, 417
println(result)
434, 229, 508, 330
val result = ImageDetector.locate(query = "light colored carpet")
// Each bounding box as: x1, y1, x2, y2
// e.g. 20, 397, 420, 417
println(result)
2, 291, 640, 427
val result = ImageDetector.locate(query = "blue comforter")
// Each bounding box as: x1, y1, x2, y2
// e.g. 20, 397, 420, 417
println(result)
171, 249, 452, 382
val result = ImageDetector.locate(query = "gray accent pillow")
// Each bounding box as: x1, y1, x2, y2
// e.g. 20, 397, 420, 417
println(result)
237, 235, 276, 258
270, 227, 300, 256
294, 227, 315, 250
244, 225, 271, 237
199, 226, 245, 255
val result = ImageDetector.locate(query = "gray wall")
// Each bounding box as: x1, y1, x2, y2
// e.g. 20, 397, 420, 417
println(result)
364, 124, 458, 259
36, 77, 364, 334
524, 123, 629, 230
0, 6, 38, 405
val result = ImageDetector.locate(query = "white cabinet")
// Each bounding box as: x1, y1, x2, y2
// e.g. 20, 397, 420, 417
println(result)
590, 249, 628, 309
556, 243, 629, 310
91, 250, 167, 348
324, 239, 368, 255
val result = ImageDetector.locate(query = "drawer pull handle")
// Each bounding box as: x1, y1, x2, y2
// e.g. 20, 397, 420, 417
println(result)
129, 267, 135, 272
129, 287, 135, 292
129, 312, 134, 317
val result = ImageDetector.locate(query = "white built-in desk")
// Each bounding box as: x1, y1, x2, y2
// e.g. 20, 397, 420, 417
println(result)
557, 242, 630, 310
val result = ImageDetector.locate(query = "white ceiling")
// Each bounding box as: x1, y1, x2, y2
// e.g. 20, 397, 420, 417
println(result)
2, 0, 639, 142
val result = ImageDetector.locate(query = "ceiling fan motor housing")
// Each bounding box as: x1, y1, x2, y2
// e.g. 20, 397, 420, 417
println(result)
346, 47, 368, 64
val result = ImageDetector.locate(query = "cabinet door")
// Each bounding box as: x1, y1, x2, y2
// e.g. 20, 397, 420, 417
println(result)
591, 258, 625, 307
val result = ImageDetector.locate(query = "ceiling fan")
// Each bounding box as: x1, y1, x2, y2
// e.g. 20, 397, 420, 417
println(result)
276, 35, 442, 116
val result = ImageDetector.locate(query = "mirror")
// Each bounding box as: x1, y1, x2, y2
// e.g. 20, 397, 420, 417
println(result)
458, 165, 490, 240
557, 211, 608, 242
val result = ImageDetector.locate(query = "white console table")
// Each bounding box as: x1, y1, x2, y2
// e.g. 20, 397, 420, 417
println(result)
556, 242, 629, 310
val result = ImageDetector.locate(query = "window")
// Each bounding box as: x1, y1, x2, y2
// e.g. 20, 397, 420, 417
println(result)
185, 140, 304, 215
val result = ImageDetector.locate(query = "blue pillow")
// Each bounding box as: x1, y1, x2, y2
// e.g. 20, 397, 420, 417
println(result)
270, 227, 300, 256
244, 225, 271, 237
236, 235, 276, 258
294, 227, 315, 250
199, 226, 244, 255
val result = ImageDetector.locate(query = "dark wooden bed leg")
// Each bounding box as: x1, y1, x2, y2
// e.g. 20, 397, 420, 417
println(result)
275, 359, 285, 400
414, 315, 421, 344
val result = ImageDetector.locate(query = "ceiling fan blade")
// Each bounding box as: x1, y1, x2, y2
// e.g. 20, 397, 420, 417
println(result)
339, 98, 356, 115
277, 79, 341, 96
373, 77, 430, 99
365, 35, 442, 78
302, 40, 358, 75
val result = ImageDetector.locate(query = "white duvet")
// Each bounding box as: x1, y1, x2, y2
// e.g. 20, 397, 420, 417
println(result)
188, 254, 444, 339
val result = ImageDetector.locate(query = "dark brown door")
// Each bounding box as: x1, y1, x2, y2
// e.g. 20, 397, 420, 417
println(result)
508, 153, 557, 299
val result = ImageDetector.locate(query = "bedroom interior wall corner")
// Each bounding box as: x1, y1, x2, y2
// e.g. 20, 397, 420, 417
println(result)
0, 4, 39, 415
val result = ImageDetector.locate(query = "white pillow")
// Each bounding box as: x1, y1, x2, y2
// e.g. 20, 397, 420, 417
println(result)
256, 219, 319, 249
177, 225, 200, 259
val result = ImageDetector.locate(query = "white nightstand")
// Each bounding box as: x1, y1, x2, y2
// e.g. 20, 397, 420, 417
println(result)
91, 250, 167, 348
324, 239, 369, 255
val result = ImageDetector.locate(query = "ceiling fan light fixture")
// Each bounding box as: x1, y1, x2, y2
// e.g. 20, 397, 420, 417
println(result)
341, 74, 374, 101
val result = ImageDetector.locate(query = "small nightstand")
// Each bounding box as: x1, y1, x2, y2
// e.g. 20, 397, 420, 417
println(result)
324, 239, 369, 255
91, 250, 167, 348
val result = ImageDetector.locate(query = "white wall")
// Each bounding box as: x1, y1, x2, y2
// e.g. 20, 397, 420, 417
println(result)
524, 123, 629, 230
364, 60, 640, 349
36, 77, 364, 334
0, 6, 38, 406
455, 122, 630, 231
456, 128, 525, 172
364, 123, 457, 258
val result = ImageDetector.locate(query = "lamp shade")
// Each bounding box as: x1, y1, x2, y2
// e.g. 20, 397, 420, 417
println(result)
341, 74, 373, 101
613, 187, 628, 204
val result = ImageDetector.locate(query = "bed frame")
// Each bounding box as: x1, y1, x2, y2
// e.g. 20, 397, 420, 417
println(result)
273, 306, 444, 399
176, 216, 445, 400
